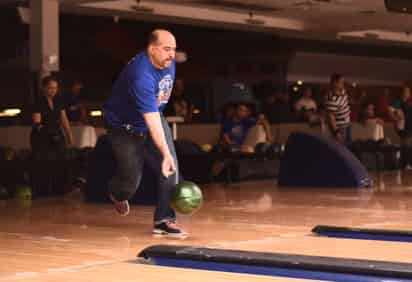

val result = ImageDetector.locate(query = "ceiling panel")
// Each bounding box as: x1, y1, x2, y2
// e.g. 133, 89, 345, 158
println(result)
59, 0, 412, 46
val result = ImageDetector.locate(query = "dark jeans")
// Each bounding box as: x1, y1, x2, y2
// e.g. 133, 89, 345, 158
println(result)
30, 128, 67, 196
30, 128, 66, 160
107, 115, 179, 224
338, 126, 352, 147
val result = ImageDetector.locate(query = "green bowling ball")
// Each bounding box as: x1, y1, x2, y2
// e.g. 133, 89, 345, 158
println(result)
171, 181, 203, 215
200, 144, 213, 153
14, 185, 32, 199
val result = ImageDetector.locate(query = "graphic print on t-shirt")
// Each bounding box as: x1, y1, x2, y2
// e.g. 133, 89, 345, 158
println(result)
157, 74, 173, 107
231, 125, 243, 139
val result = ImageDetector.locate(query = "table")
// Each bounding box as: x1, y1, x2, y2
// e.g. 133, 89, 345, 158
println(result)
0, 125, 98, 149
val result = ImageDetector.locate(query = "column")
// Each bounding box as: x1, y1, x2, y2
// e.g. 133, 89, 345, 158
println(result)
29, 0, 59, 80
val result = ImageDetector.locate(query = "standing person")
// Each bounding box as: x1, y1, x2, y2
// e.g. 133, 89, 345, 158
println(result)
324, 74, 351, 146
31, 75, 74, 160
31, 76, 74, 197
388, 86, 412, 168
103, 29, 186, 237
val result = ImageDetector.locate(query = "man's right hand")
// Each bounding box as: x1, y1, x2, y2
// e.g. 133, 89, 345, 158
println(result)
162, 152, 176, 178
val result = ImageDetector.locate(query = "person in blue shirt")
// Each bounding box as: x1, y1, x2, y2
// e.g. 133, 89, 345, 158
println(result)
64, 79, 88, 124
103, 29, 184, 237
222, 103, 256, 148
221, 103, 272, 152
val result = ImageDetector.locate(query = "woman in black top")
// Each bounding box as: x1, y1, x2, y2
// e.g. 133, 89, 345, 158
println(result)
31, 76, 73, 159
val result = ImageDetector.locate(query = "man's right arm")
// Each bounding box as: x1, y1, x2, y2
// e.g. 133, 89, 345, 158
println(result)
143, 112, 171, 157
143, 112, 175, 177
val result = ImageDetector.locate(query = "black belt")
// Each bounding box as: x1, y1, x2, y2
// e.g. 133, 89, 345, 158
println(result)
107, 127, 146, 138
127, 130, 146, 137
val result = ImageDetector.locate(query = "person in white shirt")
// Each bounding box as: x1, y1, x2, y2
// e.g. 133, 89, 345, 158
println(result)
295, 87, 317, 113
325, 74, 351, 145
295, 87, 319, 124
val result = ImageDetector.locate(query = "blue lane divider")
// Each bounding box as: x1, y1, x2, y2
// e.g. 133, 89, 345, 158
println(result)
312, 225, 412, 242
151, 257, 412, 282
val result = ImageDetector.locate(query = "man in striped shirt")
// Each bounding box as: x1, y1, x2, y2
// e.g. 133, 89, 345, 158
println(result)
325, 74, 351, 145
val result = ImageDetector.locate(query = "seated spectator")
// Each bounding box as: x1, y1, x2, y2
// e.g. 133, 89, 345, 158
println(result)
222, 104, 272, 152
360, 103, 383, 124
242, 113, 273, 150
221, 103, 254, 150
359, 103, 384, 141
64, 79, 88, 125
295, 87, 320, 125
221, 103, 271, 153
211, 103, 273, 178
295, 87, 317, 112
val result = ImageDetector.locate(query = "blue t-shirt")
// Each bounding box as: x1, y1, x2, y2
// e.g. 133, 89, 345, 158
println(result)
223, 118, 256, 146
64, 93, 81, 122
104, 51, 175, 132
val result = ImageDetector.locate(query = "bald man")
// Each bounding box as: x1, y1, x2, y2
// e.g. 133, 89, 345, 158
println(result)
103, 30, 185, 237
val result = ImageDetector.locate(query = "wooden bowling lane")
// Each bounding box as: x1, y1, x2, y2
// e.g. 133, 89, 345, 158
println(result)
1, 171, 412, 281
1, 261, 323, 282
